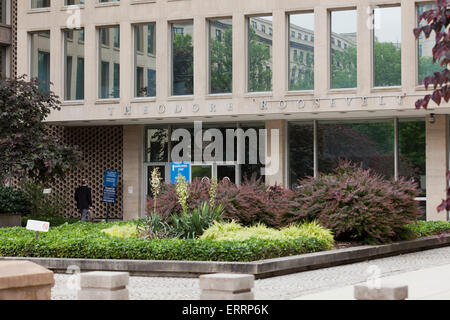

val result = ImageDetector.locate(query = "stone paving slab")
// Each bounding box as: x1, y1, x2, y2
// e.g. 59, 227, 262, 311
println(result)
295, 263, 450, 300
51, 246, 450, 300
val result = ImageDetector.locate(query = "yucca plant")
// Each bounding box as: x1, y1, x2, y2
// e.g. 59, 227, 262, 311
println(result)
137, 214, 173, 239
171, 202, 225, 239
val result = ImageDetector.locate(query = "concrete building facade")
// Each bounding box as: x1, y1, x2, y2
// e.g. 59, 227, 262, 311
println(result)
16, 0, 449, 221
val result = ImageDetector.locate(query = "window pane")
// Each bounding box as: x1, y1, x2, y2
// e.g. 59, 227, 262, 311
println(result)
218, 165, 236, 184
30, 31, 50, 93
289, 122, 314, 188
330, 10, 357, 89
172, 21, 193, 96
0, 46, 7, 77
209, 18, 232, 94
192, 165, 212, 181
248, 16, 272, 92
289, 13, 314, 91
31, 0, 50, 9
134, 24, 156, 97
99, 26, 120, 99
417, 3, 441, 85
374, 6, 402, 87
399, 119, 426, 197
318, 120, 395, 178
64, 29, 84, 100
65, 0, 85, 5
146, 128, 169, 163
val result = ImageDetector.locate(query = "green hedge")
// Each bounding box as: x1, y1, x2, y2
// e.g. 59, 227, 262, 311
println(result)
0, 222, 330, 262
405, 221, 450, 238
21, 216, 80, 227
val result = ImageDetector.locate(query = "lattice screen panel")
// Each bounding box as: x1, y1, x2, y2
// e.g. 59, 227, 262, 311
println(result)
11, 0, 17, 77
48, 125, 124, 220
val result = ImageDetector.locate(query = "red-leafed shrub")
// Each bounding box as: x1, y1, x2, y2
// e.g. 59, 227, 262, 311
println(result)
283, 161, 423, 244
147, 178, 300, 228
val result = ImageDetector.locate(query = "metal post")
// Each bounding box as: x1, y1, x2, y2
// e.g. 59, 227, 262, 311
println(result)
106, 203, 110, 223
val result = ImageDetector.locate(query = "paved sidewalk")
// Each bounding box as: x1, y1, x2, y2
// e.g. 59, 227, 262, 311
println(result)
51, 246, 450, 300
294, 263, 450, 300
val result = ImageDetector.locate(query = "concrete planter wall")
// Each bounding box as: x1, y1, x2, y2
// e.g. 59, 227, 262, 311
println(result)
0, 214, 22, 227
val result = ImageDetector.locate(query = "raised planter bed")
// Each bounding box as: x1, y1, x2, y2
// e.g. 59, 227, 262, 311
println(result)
0, 214, 22, 228
2, 234, 449, 279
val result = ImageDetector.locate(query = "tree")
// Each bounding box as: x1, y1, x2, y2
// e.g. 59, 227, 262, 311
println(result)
413, 0, 450, 109
374, 42, 402, 87
331, 46, 357, 89
172, 33, 194, 95
0, 76, 81, 185
248, 28, 272, 92
412, 1, 450, 214
210, 28, 233, 93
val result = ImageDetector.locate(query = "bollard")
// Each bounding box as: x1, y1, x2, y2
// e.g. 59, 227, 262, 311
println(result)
77, 271, 129, 300
354, 283, 408, 300
199, 273, 255, 300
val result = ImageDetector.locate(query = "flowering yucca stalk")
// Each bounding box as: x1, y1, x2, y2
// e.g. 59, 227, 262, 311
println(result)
209, 177, 218, 208
150, 167, 162, 215
176, 173, 189, 214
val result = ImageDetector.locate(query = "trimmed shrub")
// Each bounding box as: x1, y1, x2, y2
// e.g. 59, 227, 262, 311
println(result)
405, 220, 450, 238
0, 221, 330, 262
101, 225, 139, 239
283, 161, 423, 244
0, 185, 29, 215
147, 178, 300, 228
201, 221, 335, 250
21, 216, 79, 227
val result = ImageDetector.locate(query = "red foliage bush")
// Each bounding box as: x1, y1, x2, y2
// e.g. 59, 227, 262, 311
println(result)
147, 178, 300, 228
282, 161, 423, 244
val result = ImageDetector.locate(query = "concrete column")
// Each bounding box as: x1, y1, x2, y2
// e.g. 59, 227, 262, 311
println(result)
123, 125, 144, 220
264, 119, 287, 187
426, 114, 449, 221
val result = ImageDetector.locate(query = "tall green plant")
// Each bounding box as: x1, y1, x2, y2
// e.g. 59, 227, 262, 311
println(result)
175, 173, 189, 214
171, 202, 224, 239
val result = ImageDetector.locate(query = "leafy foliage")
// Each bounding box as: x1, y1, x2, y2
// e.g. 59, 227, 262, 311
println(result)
248, 27, 272, 92
0, 185, 29, 215
172, 33, 194, 95
147, 178, 300, 228
283, 161, 423, 244
0, 221, 330, 262
171, 202, 225, 239
331, 46, 357, 89
413, 1, 450, 109
137, 214, 173, 239
0, 77, 82, 184
101, 224, 139, 239
20, 181, 68, 218
201, 220, 334, 250
404, 220, 450, 238
21, 216, 79, 227
210, 28, 233, 93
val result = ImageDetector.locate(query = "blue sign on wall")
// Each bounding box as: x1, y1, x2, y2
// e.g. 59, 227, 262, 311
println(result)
102, 170, 118, 203
170, 163, 190, 184
104, 170, 118, 188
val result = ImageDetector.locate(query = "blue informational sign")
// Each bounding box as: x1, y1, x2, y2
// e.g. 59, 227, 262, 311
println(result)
170, 163, 190, 184
102, 170, 118, 203
104, 170, 118, 188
